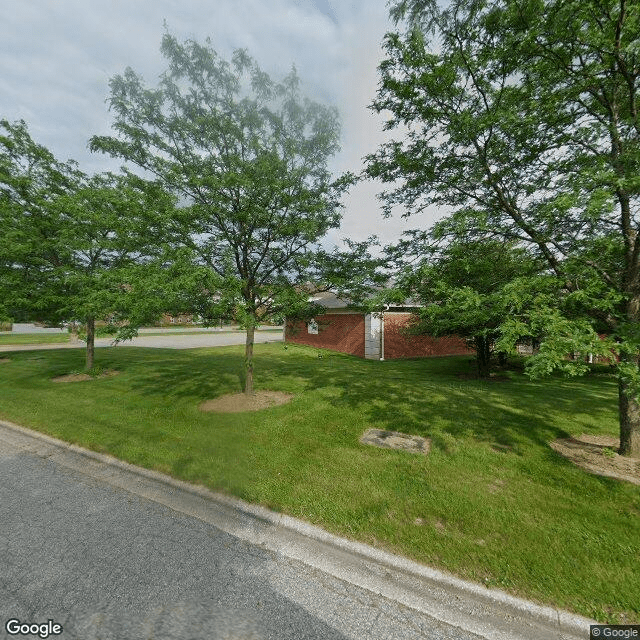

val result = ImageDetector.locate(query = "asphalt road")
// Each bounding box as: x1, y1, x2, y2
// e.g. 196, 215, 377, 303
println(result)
0, 329, 283, 352
0, 427, 486, 640
110, 328, 284, 350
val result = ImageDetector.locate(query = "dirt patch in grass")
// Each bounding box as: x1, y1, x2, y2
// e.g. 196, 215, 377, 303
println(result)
52, 370, 119, 383
360, 428, 431, 455
199, 390, 293, 413
0, 358, 10, 363
550, 434, 640, 485
487, 478, 507, 494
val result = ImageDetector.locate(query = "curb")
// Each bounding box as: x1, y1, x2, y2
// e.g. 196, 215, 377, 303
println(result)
0, 419, 596, 640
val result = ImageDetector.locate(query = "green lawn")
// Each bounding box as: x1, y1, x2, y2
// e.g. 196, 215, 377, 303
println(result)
0, 333, 70, 345
0, 343, 637, 623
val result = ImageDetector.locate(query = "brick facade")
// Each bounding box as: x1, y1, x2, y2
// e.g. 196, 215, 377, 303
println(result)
383, 312, 472, 359
286, 311, 473, 360
285, 313, 365, 357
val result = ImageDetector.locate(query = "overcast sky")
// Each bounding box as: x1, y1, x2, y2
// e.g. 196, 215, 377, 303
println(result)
1, 0, 445, 250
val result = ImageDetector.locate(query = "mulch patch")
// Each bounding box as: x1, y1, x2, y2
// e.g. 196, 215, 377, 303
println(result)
550, 434, 640, 485
199, 390, 293, 413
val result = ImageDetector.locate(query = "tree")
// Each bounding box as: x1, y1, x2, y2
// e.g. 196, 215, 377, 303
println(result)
52, 171, 177, 368
1, 119, 76, 328
391, 235, 542, 378
0, 119, 164, 369
90, 34, 348, 394
366, 0, 640, 456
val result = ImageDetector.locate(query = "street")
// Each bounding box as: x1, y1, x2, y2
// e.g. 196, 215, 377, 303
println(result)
0, 328, 283, 353
0, 425, 484, 640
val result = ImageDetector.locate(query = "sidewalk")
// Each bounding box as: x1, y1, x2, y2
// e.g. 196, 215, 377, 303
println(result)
0, 419, 595, 640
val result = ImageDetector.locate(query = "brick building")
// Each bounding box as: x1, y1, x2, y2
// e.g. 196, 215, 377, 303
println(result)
285, 292, 472, 360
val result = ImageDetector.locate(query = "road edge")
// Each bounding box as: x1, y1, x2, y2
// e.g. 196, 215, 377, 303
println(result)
0, 418, 595, 639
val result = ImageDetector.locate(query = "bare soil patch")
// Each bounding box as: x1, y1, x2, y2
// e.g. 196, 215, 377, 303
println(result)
550, 434, 640, 485
487, 478, 507, 494
0, 358, 10, 363
52, 370, 119, 383
199, 390, 293, 413
433, 519, 446, 532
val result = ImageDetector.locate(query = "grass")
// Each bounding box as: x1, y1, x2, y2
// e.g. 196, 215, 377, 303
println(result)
0, 343, 637, 623
0, 333, 70, 345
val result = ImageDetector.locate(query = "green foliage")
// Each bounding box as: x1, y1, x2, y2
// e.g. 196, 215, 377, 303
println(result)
368, 0, 640, 453
90, 33, 347, 326
89, 33, 349, 390
0, 120, 171, 366
313, 236, 390, 312
390, 235, 543, 376
50, 172, 173, 327
0, 118, 77, 326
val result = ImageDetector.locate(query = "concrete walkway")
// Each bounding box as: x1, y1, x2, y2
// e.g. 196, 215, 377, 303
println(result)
0, 420, 594, 640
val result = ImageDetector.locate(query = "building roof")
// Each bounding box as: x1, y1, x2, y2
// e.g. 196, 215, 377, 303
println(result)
308, 291, 351, 308
308, 290, 419, 311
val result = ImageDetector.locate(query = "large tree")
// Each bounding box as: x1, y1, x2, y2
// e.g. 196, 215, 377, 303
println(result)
390, 234, 543, 378
90, 34, 348, 394
50, 171, 175, 368
1, 119, 75, 327
0, 119, 164, 369
366, 0, 640, 456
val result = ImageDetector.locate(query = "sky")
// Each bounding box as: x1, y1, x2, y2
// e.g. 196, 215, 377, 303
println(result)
0, 0, 445, 251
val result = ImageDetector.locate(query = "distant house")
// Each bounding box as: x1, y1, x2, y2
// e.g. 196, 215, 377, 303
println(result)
285, 291, 472, 360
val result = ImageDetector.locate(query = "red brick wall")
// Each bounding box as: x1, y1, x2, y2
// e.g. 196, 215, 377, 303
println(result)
383, 313, 473, 359
286, 312, 472, 360
285, 314, 365, 357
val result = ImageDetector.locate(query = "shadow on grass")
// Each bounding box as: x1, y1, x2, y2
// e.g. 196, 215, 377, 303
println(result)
115, 344, 618, 456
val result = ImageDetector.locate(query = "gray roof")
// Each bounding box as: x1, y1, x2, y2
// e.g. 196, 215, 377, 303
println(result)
308, 291, 351, 308
308, 290, 419, 310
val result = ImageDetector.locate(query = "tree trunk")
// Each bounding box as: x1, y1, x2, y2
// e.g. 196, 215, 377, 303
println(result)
616, 281, 640, 456
475, 336, 491, 379
244, 322, 255, 395
618, 355, 640, 458
86, 316, 95, 370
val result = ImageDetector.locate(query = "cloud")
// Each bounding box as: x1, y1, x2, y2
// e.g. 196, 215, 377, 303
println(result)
0, 0, 446, 248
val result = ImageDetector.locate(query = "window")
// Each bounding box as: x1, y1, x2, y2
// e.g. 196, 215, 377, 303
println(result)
307, 319, 318, 334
